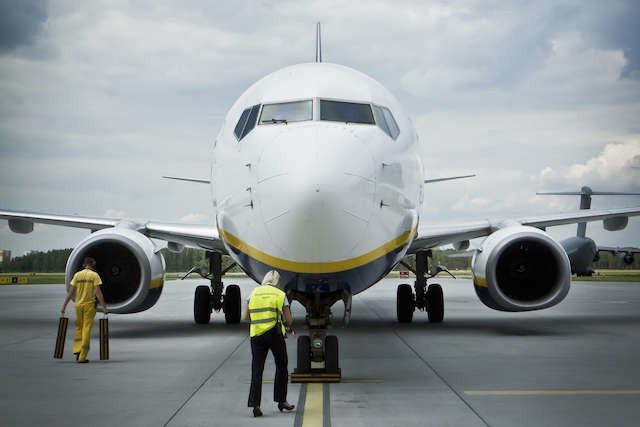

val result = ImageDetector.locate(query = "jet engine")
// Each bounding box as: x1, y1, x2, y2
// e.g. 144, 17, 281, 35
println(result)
620, 252, 635, 265
472, 225, 571, 312
65, 227, 166, 313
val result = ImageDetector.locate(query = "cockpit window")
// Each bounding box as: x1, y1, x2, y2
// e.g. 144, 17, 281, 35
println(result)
372, 105, 400, 139
234, 99, 399, 141
320, 100, 375, 124
234, 104, 260, 140
259, 100, 312, 124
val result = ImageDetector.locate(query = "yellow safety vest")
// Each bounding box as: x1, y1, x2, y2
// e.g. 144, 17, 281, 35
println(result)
248, 285, 286, 337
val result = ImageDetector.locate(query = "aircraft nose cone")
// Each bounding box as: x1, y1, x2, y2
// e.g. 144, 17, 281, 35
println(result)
255, 125, 376, 266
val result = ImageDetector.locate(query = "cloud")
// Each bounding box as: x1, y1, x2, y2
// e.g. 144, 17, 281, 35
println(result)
104, 209, 126, 218
1, 1, 639, 254
0, 0, 48, 55
538, 139, 640, 191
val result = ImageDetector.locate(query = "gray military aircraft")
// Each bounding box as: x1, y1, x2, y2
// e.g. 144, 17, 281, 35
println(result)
537, 186, 640, 276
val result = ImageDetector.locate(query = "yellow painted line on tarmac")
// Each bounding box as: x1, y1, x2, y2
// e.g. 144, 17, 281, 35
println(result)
302, 383, 324, 427
246, 378, 383, 384
465, 390, 640, 396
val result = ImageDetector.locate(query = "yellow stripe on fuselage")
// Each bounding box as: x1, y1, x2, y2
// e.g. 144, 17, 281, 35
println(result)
473, 277, 488, 288
219, 228, 414, 274
150, 278, 164, 289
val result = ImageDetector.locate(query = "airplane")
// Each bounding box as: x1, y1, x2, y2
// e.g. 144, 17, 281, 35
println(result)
2, 24, 640, 379
537, 186, 640, 276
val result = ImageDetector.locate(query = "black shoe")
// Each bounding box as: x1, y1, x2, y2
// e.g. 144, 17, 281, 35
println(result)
74, 352, 79, 361
78, 359, 90, 364
253, 407, 262, 417
278, 402, 295, 412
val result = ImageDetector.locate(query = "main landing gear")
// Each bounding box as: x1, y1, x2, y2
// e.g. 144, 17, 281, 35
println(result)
397, 250, 453, 323
188, 252, 241, 324
289, 289, 349, 383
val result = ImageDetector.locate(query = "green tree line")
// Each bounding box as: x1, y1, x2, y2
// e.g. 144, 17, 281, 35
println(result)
0, 247, 239, 273
1, 247, 638, 274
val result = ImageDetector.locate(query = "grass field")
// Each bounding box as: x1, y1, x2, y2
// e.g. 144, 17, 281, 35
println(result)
2, 270, 639, 285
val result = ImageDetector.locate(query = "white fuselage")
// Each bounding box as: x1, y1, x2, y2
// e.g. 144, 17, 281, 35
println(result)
212, 63, 423, 295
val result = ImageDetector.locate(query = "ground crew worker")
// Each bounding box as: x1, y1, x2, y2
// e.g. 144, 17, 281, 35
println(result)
60, 257, 108, 363
245, 270, 295, 417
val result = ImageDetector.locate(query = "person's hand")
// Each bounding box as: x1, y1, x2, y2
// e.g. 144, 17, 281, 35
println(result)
286, 326, 296, 336
60, 309, 65, 315
103, 307, 109, 315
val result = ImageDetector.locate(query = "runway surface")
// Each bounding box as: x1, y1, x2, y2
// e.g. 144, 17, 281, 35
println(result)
1, 277, 640, 427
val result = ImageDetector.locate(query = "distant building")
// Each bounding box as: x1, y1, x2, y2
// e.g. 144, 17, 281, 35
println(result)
0, 250, 11, 264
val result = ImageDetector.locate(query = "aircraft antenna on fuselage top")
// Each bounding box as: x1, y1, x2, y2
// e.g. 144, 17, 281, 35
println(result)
316, 22, 322, 63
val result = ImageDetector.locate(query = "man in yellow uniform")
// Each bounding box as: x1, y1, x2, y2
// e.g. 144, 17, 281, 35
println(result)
61, 257, 108, 363
245, 270, 295, 417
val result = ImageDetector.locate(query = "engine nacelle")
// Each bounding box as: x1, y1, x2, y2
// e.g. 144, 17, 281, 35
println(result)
472, 226, 571, 312
65, 228, 166, 313
620, 252, 635, 265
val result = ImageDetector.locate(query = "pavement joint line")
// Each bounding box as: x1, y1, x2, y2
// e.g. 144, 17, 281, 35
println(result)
293, 383, 307, 427
465, 390, 640, 396
323, 383, 331, 427
162, 335, 248, 427
367, 299, 492, 427
3, 336, 46, 348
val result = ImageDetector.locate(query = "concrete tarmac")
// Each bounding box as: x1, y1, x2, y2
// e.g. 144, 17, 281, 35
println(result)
1, 277, 640, 427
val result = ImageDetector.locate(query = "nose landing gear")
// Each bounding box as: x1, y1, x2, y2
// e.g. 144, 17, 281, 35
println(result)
290, 289, 346, 383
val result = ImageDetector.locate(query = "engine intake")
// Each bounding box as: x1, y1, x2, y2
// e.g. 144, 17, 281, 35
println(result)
65, 228, 166, 313
472, 226, 571, 312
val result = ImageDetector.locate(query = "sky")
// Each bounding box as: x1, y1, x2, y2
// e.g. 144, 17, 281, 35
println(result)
1, 0, 639, 256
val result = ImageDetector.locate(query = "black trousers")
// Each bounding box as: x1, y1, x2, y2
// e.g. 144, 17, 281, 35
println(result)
248, 326, 288, 407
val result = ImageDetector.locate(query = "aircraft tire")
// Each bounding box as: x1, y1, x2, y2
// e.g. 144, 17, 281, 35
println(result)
223, 284, 242, 324
194, 285, 212, 324
427, 283, 444, 323
297, 336, 311, 373
325, 335, 339, 373
397, 284, 415, 323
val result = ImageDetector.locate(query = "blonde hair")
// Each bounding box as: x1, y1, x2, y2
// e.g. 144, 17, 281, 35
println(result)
261, 270, 281, 287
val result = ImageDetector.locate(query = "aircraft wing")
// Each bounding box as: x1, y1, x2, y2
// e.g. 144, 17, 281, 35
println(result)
409, 206, 640, 253
597, 246, 640, 255
0, 209, 227, 253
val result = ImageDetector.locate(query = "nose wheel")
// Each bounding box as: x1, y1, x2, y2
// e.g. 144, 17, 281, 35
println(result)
289, 289, 344, 383
292, 331, 341, 383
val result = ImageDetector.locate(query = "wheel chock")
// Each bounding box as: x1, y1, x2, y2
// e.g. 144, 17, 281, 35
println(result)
291, 370, 341, 383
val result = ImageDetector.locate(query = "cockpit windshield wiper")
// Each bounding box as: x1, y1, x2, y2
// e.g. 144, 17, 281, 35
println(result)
264, 118, 288, 124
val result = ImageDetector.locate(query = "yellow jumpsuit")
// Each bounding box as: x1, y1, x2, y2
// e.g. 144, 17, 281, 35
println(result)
70, 269, 102, 361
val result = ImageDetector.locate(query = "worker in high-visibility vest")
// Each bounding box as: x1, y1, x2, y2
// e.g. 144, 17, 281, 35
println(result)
61, 257, 108, 363
245, 270, 295, 417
